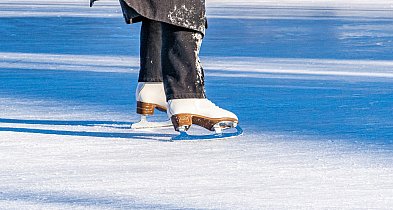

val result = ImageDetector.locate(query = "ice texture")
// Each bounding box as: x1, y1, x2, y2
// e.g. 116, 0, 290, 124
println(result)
1, 0, 393, 209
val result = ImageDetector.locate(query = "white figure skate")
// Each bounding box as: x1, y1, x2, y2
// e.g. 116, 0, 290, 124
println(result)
131, 82, 172, 129
167, 99, 243, 140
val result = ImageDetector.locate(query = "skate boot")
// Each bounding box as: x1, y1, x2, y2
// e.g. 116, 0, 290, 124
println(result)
131, 82, 172, 129
168, 99, 242, 140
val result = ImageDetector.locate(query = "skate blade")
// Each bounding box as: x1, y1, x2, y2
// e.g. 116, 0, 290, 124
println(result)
131, 119, 173, 129
170, 126, 243, 141
213, 121, 238, 134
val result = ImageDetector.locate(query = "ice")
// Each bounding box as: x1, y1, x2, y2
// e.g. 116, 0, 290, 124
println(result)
1, 0, 393, 209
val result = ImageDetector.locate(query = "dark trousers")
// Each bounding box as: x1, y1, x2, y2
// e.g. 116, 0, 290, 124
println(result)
139, 19, 206, 101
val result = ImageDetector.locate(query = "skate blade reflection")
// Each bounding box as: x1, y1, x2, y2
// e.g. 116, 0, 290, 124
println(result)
131, 116, 173, 129
171, 126, 243, 141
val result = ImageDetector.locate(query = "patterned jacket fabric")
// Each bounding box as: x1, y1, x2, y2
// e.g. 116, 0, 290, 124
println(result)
91, 0, 207, 35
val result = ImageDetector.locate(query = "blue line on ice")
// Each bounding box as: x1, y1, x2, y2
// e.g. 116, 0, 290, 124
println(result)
1, 0, 393, 209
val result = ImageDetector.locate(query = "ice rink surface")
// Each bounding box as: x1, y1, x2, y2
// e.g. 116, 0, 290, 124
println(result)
1, 0, 393, 209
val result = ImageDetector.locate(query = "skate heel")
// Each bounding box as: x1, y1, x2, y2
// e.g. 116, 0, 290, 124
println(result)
137, 101, 166, 115
171, 114, 193, 131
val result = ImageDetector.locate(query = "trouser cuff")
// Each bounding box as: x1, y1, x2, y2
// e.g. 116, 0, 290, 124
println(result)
166, 93, 206, 101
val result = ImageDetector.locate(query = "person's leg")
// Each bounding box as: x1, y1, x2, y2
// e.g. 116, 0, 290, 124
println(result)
138, 19, 163, 82
161, 22, 206, 100
134, 19, 167, 119
160, 22, 238, 132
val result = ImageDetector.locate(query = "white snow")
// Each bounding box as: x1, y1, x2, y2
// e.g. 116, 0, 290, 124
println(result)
1, 0, 393, 209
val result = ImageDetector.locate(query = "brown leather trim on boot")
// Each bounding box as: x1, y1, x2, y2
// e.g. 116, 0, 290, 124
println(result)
171, 114, 238, 131
137, 101, 167, 115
